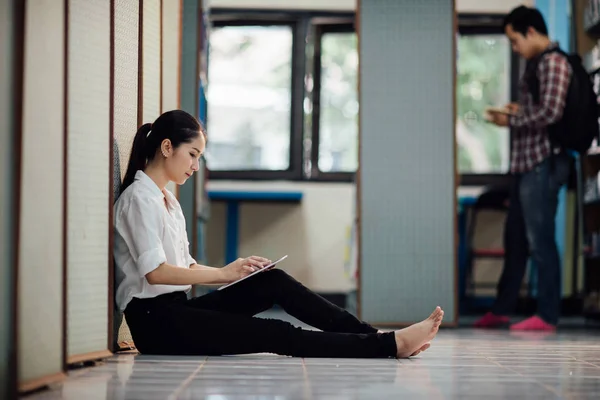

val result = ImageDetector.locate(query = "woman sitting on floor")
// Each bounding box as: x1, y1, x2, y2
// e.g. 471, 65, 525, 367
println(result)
113, 109, 444, 358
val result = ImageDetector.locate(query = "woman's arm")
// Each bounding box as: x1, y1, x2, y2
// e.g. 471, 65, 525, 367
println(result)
146, 256, 271, 286
146, 263, 227, 285
189, 264, 220, 272
190, 264, 229, 286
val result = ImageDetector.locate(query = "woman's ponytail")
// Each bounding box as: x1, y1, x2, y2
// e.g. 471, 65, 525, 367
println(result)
120, 123, 152, 195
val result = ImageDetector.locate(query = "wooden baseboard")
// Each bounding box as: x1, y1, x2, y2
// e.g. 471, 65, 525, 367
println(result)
67, 349, 113, 365
19, 372, 67, 394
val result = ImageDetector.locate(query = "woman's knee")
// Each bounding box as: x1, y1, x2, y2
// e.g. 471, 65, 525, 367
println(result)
265, 268, 290, 280
261, 268, 297, 285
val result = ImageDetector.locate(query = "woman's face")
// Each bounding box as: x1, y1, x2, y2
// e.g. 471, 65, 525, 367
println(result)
163, 134, 206, 185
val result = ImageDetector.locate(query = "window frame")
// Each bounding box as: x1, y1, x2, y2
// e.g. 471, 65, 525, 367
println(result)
206, 15, 306, 181
456, 16, 519, 187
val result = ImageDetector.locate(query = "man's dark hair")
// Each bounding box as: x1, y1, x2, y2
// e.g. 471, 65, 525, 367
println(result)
503, 6, 548, 36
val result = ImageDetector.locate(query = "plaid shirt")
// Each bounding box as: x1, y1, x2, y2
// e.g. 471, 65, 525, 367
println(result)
509, 43, 571, 173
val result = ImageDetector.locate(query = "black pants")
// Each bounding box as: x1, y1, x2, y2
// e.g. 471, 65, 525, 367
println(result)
124, 269, 397, 358
492, 154, 570, 325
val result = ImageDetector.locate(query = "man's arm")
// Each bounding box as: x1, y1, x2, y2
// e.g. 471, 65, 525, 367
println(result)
509, 54, 571, 129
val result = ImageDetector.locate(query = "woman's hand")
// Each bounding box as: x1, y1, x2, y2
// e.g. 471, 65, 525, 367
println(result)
220, 256, 272, 283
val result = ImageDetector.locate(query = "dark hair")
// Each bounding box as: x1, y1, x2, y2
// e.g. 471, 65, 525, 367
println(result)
120, 109, 205, 194
503, 6, 548, 36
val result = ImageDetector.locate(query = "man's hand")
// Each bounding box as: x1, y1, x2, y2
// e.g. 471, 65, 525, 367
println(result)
505, 103, 519, 114
487, 111, 510, 127
220, 256, 272, 283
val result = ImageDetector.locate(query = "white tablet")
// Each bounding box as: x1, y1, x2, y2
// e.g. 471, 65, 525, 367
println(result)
217, 255, 288, 291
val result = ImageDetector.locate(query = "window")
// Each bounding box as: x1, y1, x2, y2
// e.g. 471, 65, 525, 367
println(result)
206, 13, 515, 184
315, 30, 359, 174
456, 33, 512, 176
206, 24, 294, 172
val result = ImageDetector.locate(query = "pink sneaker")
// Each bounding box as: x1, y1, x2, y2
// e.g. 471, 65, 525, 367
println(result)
474, 312, 510, 328
510, 316, 556, 332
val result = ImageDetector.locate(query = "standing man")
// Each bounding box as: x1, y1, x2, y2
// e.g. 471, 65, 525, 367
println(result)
475, 6, 572, 331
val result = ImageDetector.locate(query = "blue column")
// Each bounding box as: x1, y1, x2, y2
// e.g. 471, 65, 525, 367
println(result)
225, 201, 240, 264
536, 0, 571, 49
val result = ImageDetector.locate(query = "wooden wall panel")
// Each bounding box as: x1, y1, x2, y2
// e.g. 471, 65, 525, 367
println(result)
162, 0, 181, 113
142, 0, 161, 124
18, 0, 67, 391
113, 0, 140, 350
66, 0, 112, 363
0, 0, 22, 397
161, 0, 182, 195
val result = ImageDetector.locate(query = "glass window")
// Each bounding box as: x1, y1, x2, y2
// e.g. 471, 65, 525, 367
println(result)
457, 34, 511, 174
206, 25, 293, 171
317, 32, 359, 173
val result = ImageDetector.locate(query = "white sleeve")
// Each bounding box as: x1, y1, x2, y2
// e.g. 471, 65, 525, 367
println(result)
116, 196, 167, 278
185, 236, 197, 267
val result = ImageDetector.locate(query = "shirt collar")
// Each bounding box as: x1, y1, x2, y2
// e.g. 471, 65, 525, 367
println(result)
525, 42, 560, 75
535, 42, 560, 61
134, 170, 165, 199
545, 41, 560, 53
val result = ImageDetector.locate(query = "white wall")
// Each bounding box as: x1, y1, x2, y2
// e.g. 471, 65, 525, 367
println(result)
206, 181, 356, 292
210, 0, 534, 13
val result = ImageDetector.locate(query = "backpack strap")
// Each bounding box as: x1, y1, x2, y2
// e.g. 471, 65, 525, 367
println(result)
526, 46, 566, 104
524, 47, 572, 167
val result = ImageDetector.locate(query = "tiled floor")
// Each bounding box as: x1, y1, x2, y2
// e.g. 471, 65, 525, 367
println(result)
22, 314, 600, 399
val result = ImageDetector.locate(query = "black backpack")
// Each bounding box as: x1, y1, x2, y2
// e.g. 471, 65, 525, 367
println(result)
526, 47, 599, 154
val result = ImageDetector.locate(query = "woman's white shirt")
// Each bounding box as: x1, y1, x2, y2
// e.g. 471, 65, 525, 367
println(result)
114, 170, 196, 311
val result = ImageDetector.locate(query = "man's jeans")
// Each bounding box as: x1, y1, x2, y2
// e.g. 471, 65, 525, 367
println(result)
492, 153, 571, 325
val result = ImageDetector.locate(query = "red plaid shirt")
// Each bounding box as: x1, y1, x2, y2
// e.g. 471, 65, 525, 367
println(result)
509, 43, 571, 173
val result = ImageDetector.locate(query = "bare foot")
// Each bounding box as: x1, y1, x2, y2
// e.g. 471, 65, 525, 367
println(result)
409, 342, 431, 357
378, 329, 429, 355
395, 307, 443, 358
378, 330, 433, 357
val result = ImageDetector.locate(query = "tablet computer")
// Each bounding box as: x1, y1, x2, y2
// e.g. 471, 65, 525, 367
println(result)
217, 255, 288, 291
